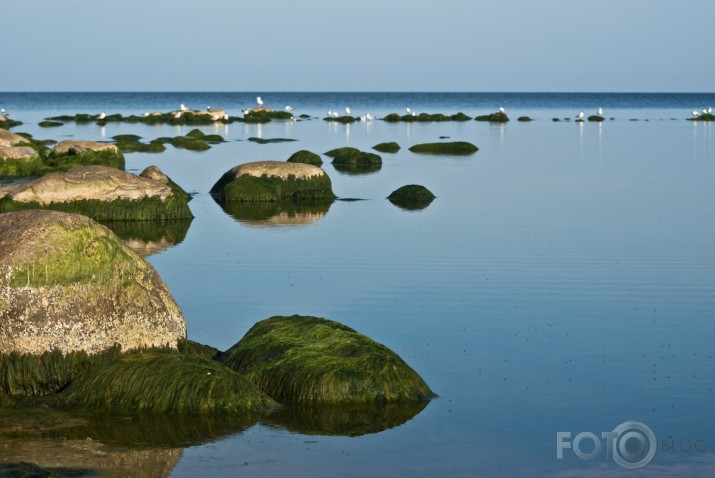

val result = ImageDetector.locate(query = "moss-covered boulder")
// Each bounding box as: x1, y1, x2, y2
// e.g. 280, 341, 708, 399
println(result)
382, 113, 471, 122
47, 140, 125, 170
0, 165, 193, 221
408, 141, 478, 155
243, 109, 293, 123
372, 142, 400, 153
210, 161, 335, 203
387, 185, 436, 210
475, 111, 509, 122
287, 150, 322, 165
517, 116, 533, 122
0, 129, 31, 148
0, 117, 22, 129
325, 147, 382, 166
0, 146, 44, 176
219, 315, 435, 404
112, 134, 166, 154
248, 137, 297, 144
323, 115, 357, 123
38, 120, 64, 128
689, 113, 715, 121
0, 211, 187, 394
588, 115, 605, 122
60, 352, 276, 414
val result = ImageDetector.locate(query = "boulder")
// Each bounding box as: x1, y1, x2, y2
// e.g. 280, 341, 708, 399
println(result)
372, 142, 401, 153
218, 315, 435, 404
48, 140, 125, 170
0, 128, 30, 148
0, 146, 45, 176
387, 185, 436, 210
0, 165, 193, 221
475, 111, 509, 122
210, 161, 335, 203
287, 150, 323, 165
408, 141, 478, 155
0, 210, 186, 357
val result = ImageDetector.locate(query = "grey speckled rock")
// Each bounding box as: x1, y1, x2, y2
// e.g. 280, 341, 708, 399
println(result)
0, 210, 186, 355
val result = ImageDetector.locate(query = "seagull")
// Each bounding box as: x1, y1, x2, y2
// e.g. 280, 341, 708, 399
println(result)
692, 111, 701, 117
366, 113, 375, 121
207, 106, 212, 112
331, 111, 339, 118
597, 107, 603, 116
224, 113, 229, 120
327, 110, 333, 117
98, 112, 106, 120
406, 107, 412, 114
359, 115, 366, 122
285, 105, 294, 112
173, 111, 182, 119
707, 107, 713, 114
143, 112, 149, 117
256, 97, 264, 106
411, 111, 416, 117
180, 104, 188, 112
345, 106, 351, 115
577, 111, 585, 120
0, 108, 6, 116
499, 107, 506, 114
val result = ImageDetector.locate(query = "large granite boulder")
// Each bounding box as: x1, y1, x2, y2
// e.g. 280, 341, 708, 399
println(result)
0, 146, 44, 176
47, 140, 125, 170
0, 165, 193, 220
0, 128, 30, 148
210, 161, 335, 203
219, 315, 435, 404
0, 210, 187, 358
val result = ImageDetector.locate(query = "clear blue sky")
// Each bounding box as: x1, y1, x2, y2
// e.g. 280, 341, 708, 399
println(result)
2, 0, 712, 92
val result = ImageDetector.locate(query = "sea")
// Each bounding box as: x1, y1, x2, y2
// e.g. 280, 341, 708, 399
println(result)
1, 92, 714, 477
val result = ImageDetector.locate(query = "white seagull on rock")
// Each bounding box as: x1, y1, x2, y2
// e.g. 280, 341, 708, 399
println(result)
98, 112, 106, 120
256, 97, 264, 106
345, 106, 351, 115
577, 111, 585, 120
692, 111, 701, 117
180, 104, 188, 112
499, 107, 506, 114
285, 105, 294, 112
597, 107, 603, 116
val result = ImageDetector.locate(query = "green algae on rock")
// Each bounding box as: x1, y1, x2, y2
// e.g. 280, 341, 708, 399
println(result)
0, 165, 193, 221
325, 147, 382, 166
517, 116, 533, 122
0, 211, 187, 396
218, 315, 435, 404
475, 111, 509, 122
588, 115, 605, 122
287, 150, 323, 165
60, 352, 276, 414
323, 115, 358, 124
46, 140, 125, 170
210, 161, 335, 203
372, 142, 401, 153
382, 112, 471, 122
689, 113, 715, 121
248, 137, 297, 144
387, 185, 436, 210
38, 120, 64, 128
408, 141, 478, 155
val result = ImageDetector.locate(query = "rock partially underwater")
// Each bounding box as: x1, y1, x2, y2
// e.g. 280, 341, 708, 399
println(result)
382, 112, 471, 122
0, 210, 187, 394
475, 111, 509, 122
47, 140, 125, 170
372, 142, 401, 153
210, 161, 335, 203
219, 315, 435, 404
388, 185, 436, 210
0, 165, 193, 221
325, 147, 382, 175
408, 141, 478, 155
287, 150, 323, 165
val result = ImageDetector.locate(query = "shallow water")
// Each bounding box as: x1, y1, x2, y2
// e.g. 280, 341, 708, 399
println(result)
1, 92, 714, 477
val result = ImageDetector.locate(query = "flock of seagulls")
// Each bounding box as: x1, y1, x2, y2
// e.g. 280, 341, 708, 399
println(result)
692, 106, 713, 117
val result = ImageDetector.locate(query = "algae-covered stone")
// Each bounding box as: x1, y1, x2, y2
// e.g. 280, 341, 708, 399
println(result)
689, 113, 715, 121
372, 142, 400, 153
210, 161, 335, 203
38, 120, 64, 128
517, 116, 533, 122
408, 141, 478, 155
47, 140, 125, 170
0, 128, 31, 148
588, 115, 605, 122
0, 146, 44, 176
61, 352, 276, 414
0, 165, 193, 221
287, 150, 323, 165
475, 111, 509, 122
219, 315, 435, 404
325, 147, 382, 166
0, 210, 186, 357
387, 185, 436, 210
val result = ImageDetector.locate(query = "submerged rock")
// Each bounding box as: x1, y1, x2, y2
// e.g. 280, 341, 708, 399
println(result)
588, 115, 605, 122
387, 185, 436, 210
61, 352, 277, 414
517, 116, 533, 122
0, 210, 186, 393
210, 161, 335, 203
0, 165, 193, 221
475, 111, 509, 122
287, 150, 323, 165
372, 142, 401, 153
325, 147, 382, 166
408, 141, 478, 155
219, 315, 435, 404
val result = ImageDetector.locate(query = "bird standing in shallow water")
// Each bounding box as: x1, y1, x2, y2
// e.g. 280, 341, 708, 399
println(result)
597, 107, 603, 116
577, 111, 584, 120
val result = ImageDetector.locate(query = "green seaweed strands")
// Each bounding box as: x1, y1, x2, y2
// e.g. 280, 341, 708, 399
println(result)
214, 174, 335, 203
408, 141, 478, 155
0, 155, 47, 177
0, 195, 193, 223
218, 315, 435, 404
372, 142, 400, 153
287, 150, 323, 165
60, 352, 277, 414
0, 346, 122, 397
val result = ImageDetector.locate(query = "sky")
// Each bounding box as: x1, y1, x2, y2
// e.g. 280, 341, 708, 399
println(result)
1, 0, 713, 92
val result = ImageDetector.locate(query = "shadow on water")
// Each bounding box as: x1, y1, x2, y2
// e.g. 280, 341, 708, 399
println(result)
332, 163, 382, 176
100, 219, 192, 256
219, 200, 333, 228
263, 400, 431, 437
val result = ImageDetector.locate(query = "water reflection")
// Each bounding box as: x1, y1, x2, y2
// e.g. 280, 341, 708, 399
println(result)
218, 201, 332, 228
264, 401, 430, 437
332, 162, 382, 176
102, 219, 192, 256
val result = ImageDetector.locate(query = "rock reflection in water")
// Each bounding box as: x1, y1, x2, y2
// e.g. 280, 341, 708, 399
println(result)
332, 162, 382, 176
0, 407, 258, 477
102, 219, 192, 256
264, 400, 430, 437
220, 201, 332, 228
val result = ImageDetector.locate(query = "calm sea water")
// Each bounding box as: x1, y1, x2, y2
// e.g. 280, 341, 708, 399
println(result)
1, 92, 714, 477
